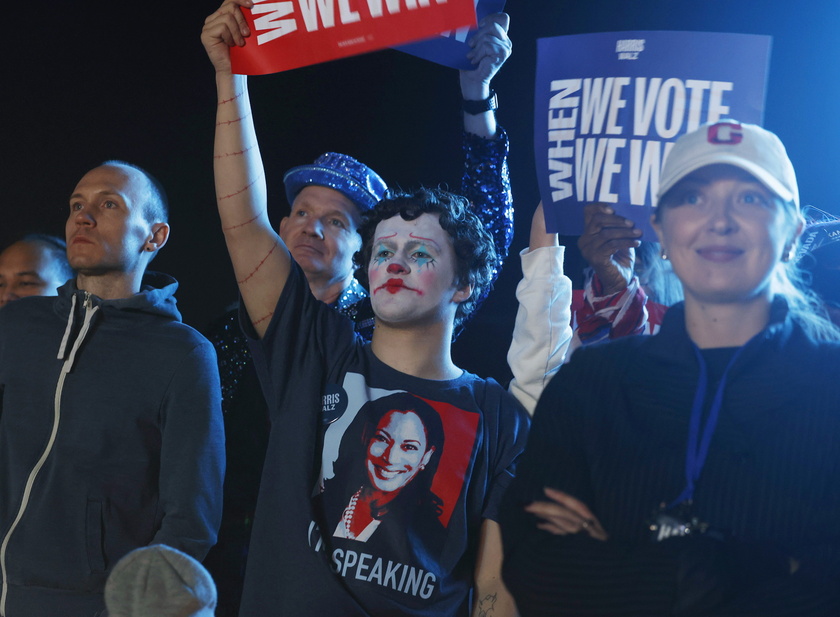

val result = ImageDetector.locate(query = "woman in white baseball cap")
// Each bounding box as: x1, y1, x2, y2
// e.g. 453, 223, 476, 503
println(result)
650, 119, 836, 344
501, 120, 840, 616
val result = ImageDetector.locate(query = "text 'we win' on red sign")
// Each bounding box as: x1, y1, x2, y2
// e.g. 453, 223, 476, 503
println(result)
231, 0, 478, 75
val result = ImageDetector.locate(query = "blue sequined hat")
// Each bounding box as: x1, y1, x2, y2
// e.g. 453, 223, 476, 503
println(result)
283, 152, 387, 212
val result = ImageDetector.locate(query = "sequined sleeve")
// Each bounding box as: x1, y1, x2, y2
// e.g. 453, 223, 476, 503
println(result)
332, 278, 375, 343
204, 308, 251, 414
460, 127, 513, 285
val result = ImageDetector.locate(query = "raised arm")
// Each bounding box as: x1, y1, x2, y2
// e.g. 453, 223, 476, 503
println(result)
577, 203, 640, 296
571, 203, 648, 350
459, 13, 514, 283
460, 13, 510, 140
507, 202, 572, 414
201, 0, 291, 338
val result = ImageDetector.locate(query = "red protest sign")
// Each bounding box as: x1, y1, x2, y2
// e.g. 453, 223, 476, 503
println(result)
231, 0, 478, 75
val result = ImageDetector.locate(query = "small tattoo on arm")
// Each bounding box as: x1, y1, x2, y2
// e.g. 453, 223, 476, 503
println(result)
477, 592, 497, 616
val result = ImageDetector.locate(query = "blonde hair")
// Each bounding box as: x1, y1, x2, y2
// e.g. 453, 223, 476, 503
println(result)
772, 201, 840, 341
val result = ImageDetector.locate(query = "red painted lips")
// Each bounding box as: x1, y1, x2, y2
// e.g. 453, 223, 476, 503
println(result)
376, 279, 421, 295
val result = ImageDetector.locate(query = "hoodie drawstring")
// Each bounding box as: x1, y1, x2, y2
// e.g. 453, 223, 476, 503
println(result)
56, 294, 77, 360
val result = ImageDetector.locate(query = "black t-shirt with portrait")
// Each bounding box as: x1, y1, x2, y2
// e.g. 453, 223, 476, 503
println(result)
240, 264, 529, 617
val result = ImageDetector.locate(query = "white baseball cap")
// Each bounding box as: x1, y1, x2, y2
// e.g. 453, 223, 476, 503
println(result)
657, 120, 799, 208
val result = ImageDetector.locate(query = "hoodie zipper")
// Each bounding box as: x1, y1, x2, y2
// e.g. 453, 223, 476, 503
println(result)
0, 292, 99, 615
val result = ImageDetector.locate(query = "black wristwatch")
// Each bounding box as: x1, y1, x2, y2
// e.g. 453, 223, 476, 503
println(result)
462, 90, 498, 115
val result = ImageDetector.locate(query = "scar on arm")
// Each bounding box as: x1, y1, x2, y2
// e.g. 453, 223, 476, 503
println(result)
216, 112, 252, 127
218, 175, 264, 208
237, 240, 279, 285
214, 143, 256, 160
218, 91, 244, 105
251, 310, 274, 326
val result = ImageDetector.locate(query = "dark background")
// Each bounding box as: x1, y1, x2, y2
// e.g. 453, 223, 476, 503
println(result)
5, 1, 840, 381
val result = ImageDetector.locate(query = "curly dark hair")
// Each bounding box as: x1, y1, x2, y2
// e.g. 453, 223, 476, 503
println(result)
354, 187, 496, 328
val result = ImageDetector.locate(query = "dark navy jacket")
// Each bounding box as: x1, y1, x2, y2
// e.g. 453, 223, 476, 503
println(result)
0, 274, 224, 617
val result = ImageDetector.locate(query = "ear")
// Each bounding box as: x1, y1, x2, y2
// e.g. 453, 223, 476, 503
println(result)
420, 446, 435, 470
650, 212, 666, 246
790, 213, 805, 246
146, 223, 170, 253
351, 229, 363, 252
783, 213, 805, 262
451, 281, 473, 304
278, 216, 290, 237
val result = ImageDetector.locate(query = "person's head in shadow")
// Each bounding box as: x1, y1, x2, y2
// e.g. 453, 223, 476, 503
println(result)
0, 234, 74, 307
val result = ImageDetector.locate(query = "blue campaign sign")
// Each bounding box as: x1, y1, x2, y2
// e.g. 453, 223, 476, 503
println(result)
393, 0, 505, 69
535, 31, 771, 238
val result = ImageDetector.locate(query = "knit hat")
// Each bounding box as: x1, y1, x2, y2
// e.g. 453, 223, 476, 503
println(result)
104, 545, 217, 617
283, 152, 387, 212
656, 120, 799, 208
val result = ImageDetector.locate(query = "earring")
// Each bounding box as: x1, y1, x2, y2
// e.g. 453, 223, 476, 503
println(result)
782, 245, 795, 263
660, 248, 668, 260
